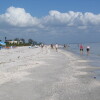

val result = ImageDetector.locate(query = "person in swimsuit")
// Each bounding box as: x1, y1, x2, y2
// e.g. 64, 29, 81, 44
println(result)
86, 46, 90, 55
80, 44, 84, 55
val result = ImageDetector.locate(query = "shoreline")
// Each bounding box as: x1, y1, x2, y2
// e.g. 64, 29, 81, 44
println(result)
0, 46, 100, 100
62, 47, 100, 80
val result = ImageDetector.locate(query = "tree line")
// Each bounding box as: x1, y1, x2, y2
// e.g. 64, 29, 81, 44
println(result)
5, 38, 42, 46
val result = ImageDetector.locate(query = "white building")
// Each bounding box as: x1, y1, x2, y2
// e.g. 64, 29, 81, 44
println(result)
6, 40, 23, 44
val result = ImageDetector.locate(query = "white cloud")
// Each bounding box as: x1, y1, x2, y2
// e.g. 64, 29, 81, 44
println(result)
0, 6, 40, 27
1, 7, 100, 27
0, 7, 100, 43
42, 10, 100, 27
78, 26, 87, 29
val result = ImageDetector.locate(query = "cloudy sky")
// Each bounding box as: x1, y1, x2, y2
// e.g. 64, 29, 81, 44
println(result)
0, 0, 100, 44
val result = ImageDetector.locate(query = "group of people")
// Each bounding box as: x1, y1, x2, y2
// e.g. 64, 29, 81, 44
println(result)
80, 44, 90, 55
50, 44, 59, 51
40, 43, 59, 52
40, 43, 90, 55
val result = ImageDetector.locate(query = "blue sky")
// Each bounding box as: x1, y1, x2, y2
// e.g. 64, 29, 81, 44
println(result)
1, 0, 100, 16
0, 0, 100, 43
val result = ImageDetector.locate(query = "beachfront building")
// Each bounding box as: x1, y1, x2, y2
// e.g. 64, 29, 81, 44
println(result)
6, 40, 23, 44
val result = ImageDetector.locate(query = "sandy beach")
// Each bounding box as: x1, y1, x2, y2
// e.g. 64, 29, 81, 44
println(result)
0, 46, 100, 100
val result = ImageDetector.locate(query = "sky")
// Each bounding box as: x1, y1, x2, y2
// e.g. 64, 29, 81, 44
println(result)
0, 0, 100, 44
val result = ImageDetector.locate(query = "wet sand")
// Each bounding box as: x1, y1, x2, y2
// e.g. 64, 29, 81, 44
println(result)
0, 46, 100, 100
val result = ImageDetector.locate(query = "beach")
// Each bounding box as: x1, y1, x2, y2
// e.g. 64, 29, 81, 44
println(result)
0, 46, 100, 100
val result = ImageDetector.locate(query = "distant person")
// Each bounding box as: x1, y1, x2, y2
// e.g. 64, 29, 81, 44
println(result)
51, 44, 53, 49
41, 43, 44, 48
80, 44, 84, 55
55, 43, 58, 52
86, 46, 90, 55
40, 44, 44, 53
64, 44, 66, 48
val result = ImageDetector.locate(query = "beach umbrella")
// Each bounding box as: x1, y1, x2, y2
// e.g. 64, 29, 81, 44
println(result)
0, 42, 6, 45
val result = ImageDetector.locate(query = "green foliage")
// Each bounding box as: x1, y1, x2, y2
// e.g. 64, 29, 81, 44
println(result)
28, 39, 33, 44
5, 42, 31, 46
2, 38, 42, 47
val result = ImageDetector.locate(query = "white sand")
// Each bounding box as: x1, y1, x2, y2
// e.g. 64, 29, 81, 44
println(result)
0, 46, 45, 84
0, 46, 100, 100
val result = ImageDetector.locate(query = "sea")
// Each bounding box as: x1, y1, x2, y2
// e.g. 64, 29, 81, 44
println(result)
63, 43, 100, 80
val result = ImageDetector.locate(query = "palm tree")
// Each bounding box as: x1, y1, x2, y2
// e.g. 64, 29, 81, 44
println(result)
14, 38, 20, 41
28, 39, 34, 44
5, 37, 7, 42
20, 38, 25, 43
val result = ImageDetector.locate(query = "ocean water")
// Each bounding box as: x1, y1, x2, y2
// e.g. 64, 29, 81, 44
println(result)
68, 43, 100, 67
63, 43, 99, 55
63, 43, 100, 80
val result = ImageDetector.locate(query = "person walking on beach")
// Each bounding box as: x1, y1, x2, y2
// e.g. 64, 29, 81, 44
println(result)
55, 43, 58, 52
41, 43, 44, 48
40, 43, 44, 53
80, 44, 84, 55
64, 44, 66, 48
86, 46, 90, 55
51, 44, 54, 49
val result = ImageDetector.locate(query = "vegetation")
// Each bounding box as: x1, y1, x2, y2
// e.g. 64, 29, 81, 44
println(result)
4, 38, 42, 46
